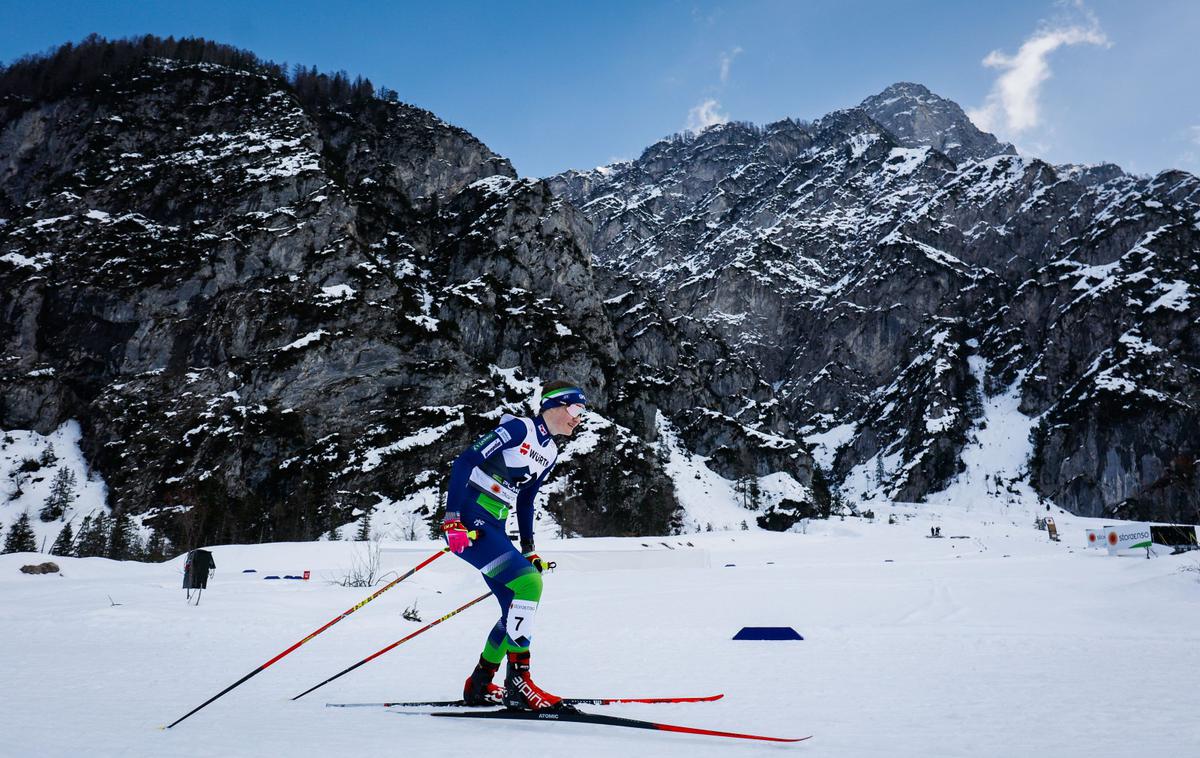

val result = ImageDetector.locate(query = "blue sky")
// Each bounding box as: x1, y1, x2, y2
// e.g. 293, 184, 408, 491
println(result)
2, 0, 1197, 178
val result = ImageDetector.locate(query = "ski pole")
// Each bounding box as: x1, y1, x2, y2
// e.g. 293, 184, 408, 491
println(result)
164, 539, 470, 729
292, 590, 493, 700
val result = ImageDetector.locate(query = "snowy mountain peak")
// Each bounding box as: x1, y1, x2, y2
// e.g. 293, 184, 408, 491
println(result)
550, 82, 1199, 525
859, 82, 1016, 164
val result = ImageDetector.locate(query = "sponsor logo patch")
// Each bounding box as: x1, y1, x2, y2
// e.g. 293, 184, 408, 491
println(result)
471, 433, 493, 451
496, 427, 512, 443
518, 441, 551, 467
481, 438, 503, 458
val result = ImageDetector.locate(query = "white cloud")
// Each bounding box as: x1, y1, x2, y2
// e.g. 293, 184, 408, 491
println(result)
686, 99, 729, 133
719, 46, 743, 84
968, 8, 1110, 135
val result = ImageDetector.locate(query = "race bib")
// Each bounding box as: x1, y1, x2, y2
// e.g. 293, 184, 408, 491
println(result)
506, 599, 538, 645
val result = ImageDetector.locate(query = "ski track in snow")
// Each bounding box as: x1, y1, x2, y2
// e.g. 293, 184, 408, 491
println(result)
2, 505, 1198, 757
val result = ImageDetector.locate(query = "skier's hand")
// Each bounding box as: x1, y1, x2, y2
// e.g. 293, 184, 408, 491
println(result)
443, 520, 471, 553
523, 551, 553, 573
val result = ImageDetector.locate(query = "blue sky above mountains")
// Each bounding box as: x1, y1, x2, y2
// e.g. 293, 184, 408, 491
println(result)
2, 0, 1196, 178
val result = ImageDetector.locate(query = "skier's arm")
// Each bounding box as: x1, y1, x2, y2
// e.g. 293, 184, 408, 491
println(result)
516, 462, 554, 556
446, 419, 526, 522
516, 484, 538, 552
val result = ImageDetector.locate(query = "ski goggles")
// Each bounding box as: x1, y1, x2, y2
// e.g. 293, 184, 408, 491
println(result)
566, 403, 586, 418
540, 386, 588, 412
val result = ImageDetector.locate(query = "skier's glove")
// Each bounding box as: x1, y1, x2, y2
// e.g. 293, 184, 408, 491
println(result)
520, 539, 553, 572
523, 551, 552, 573
443, 520, 471, 554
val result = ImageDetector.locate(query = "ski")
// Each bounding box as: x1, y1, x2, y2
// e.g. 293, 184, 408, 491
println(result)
394, 707, 810, 743
327, 693, 723, 708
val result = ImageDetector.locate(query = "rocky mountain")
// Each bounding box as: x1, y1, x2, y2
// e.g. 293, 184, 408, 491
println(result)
0, 37, 816, 549
550, 83, 1199, 523
860, 82, 1015, 164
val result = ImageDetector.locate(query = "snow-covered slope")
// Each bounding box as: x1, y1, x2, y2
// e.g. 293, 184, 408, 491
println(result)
0, 421, 112, 550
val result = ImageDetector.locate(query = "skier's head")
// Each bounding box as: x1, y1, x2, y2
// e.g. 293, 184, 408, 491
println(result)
539, 381, 587, 437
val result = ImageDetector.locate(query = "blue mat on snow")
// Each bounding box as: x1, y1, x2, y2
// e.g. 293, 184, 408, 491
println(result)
733, 626, 803, 640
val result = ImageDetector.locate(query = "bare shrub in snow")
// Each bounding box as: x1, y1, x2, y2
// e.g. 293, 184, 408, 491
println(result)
338, 537, 382, 587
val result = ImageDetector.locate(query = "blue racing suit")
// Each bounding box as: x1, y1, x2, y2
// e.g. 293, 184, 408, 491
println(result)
444, 413, 558, 662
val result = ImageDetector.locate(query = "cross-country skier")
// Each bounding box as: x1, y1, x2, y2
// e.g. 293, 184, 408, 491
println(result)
442, 381, 587, 711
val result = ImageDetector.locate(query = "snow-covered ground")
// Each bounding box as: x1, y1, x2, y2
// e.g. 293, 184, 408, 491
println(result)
2, 501, 1198, 757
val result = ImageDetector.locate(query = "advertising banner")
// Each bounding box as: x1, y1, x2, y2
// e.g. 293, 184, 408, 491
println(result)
1105, 524, 1153, 554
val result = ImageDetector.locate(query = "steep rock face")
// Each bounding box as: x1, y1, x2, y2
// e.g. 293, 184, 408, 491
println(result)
553, 83, 1199, 522
859, 82, 1016, 164
1, 50, 816, 544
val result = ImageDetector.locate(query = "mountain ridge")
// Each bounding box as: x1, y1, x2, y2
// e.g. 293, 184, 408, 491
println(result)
550, 82, 1199, 522
1, 40, 819, 550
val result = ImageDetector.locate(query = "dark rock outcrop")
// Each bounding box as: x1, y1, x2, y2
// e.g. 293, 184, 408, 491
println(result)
1, 40, 815, 545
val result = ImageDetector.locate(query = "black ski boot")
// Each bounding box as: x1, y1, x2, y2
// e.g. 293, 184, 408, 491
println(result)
463, 655, 504, 705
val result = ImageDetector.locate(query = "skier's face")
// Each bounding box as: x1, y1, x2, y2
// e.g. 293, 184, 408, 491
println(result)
544, 404, 583, 436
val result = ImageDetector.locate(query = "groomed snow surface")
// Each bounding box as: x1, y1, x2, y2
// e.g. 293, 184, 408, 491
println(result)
3, 502, 1199, 757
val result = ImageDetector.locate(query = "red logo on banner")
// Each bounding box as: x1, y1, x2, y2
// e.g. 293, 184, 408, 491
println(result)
1107, 532, 1118, 546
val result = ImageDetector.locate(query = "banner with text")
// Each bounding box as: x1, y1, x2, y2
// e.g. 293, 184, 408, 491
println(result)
1105, 524, 1153, 554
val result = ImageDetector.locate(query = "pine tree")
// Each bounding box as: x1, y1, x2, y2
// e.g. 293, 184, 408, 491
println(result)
3, 512, 38, 554
76, 512, 110, 558
748, 476, 761, 511
73, 515, 92, 555
144, 528, 167, 562
50, 521, 75, 556
108, 510, 141, 560
355, 511, 372, 541
39, 466, 77, 522
39, 443, 58, 467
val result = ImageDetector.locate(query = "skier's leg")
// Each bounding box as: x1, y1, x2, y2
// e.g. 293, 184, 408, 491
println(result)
478, 558, 563, 711
455, 531, 526, 703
